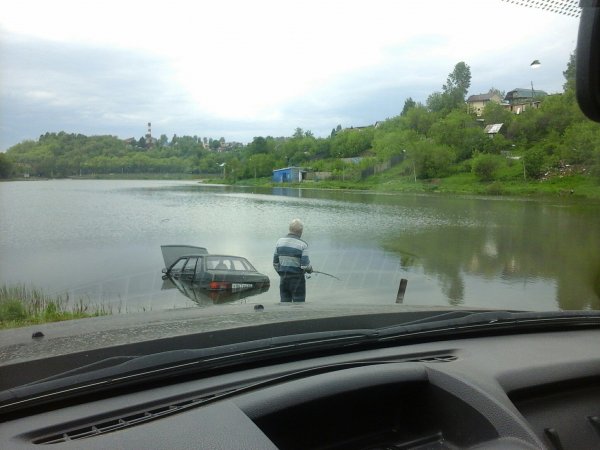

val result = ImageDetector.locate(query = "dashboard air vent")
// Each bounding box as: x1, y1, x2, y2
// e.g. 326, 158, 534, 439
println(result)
405, 354, 458, 363
33, 390, 236, 445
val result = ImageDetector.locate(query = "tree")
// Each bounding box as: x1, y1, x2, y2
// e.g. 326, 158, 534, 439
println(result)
401, 104, 436, 135
401, 97, 416, 116
426, 91, 446, 113
444, 61, 471, 105
505, 108, 544, 145
411, 141, 456, 179
225, 157, 241, 181
372, 130, 418, 159
331, 128, 374, 158
0, 153, 13, 178
247, 136, 269, 154
523, 147, 546, 178
429, 110, 486, 160
482, 101, 513, 130
428, 62, 471, 114
560, 121, 600, 164
563, 51, 576, 92
247, 153, 275, 178
159, 134, 169, 147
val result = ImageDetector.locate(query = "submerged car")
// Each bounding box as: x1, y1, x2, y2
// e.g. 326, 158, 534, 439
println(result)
161, 245, 270, 294
163, 272, 270, 305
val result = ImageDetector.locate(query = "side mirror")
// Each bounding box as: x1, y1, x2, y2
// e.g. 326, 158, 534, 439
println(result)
577, 2, 600, 121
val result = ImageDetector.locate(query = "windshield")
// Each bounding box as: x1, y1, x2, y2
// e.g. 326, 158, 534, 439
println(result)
0, 1, 595, 359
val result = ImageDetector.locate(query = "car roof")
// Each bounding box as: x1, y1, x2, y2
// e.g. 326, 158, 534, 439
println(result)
176, 254, 250, 259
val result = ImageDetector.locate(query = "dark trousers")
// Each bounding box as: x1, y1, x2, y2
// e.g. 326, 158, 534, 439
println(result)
279, 272, 306, 302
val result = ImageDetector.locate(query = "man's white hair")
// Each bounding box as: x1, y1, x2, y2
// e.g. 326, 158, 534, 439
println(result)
289, 218, 304, 236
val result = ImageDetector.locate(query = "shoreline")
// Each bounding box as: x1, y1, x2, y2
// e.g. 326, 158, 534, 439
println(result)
3, 173, 600, 200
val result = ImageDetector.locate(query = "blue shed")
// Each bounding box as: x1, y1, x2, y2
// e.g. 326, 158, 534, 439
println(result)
272, 167, 306, 183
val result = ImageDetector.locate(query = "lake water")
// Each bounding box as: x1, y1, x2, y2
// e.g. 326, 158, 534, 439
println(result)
1, 179, 600, 312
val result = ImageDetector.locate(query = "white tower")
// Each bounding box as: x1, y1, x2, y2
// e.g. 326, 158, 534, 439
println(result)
145, 122, 152, 148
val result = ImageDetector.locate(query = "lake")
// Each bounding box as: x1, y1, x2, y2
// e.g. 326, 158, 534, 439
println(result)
1, 179, 600, 312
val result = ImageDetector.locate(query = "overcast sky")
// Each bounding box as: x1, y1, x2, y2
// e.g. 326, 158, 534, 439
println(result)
0, 0, 580, 150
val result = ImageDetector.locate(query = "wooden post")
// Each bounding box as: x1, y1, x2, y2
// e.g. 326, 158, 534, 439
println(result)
396, 278, 408, 304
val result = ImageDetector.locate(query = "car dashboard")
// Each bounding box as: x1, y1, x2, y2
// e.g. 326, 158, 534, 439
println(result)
2, 326, 600, 449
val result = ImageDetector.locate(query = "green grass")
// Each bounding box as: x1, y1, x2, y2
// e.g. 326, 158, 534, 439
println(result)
0, 284, 111, 329
37, 164, 600, 199
233, 162, 600, 199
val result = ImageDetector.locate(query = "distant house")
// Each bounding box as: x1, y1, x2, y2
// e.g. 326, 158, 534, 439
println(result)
484, 123, 503, 138
466, 93, 502, 116
272, 167, 306, 183
222, 142, 243, 151
504, 88, 548, 113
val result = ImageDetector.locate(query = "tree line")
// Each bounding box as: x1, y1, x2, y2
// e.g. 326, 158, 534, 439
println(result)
2, 53, 600, 185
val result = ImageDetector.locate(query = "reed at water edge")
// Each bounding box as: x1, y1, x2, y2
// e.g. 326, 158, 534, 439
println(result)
0, 284, 111, 329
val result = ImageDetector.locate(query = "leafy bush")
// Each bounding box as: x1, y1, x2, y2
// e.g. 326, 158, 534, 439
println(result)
412, 142, 456, 179
485, 181, 505, 196
472, 154, 504, 181
523, 147, 546, 179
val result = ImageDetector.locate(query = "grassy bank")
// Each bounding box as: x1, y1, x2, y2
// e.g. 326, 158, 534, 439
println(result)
0, 285, 111, 329
9, 170, 600, 199
233, 169, 600, 200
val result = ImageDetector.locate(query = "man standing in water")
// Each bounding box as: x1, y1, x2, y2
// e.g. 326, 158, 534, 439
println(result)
273, 219, 312, 302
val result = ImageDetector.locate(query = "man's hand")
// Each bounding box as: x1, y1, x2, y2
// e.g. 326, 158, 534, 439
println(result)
304, 265, 313, 274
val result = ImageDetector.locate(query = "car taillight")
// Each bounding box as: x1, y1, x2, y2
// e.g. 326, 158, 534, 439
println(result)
209, 281, 231, 290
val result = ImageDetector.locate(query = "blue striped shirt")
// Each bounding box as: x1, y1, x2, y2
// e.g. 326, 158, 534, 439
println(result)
273, 233, 310, 274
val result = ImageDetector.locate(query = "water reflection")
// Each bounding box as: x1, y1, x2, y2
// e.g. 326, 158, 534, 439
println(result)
271, 187, 305, 198
383, 200, 600, 310
162, 276, 269, 306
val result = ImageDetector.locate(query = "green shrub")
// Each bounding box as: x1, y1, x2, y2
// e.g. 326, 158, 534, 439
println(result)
523, 148, 546, 179
472, 154, 504, 181
485, 181, 505, 196
413, 143, 456, 179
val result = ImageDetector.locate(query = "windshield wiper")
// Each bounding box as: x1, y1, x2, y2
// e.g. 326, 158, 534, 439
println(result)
0, 329, 376, 413
375, 310, 600, 341
2, 310, 600, 414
